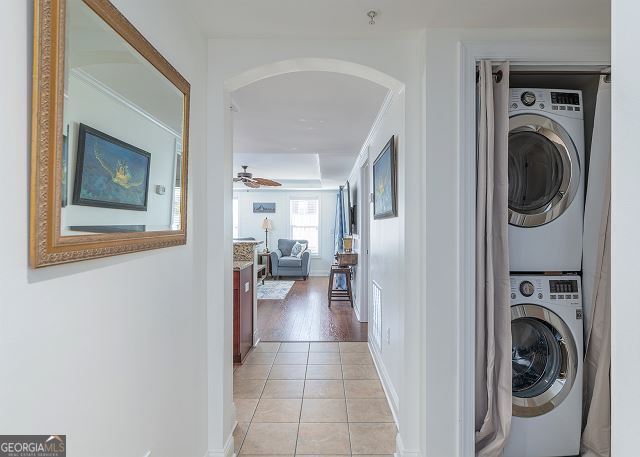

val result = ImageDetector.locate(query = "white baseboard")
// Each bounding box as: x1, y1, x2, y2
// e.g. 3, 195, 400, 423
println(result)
369, 342, 400, 423
205, 430, 235, 457
370, 346, 420, 457
353, 302, 368, 323
395, 433, 421, 457
309, 270, 329, 277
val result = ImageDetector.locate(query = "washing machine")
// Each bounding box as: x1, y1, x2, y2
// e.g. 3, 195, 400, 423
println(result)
504, 274, 583, 457
508, 89, 585, 272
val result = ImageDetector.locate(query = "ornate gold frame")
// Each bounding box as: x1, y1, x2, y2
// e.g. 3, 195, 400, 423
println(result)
30, 0, 190, 268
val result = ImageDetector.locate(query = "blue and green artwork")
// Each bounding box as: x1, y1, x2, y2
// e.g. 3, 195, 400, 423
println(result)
373, 136, 397, 219
73, 124, 151, 211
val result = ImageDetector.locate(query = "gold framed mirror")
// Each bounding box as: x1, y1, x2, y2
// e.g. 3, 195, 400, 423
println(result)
30, 0, 190, 267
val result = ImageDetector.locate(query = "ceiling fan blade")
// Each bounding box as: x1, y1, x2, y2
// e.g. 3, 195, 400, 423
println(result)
233, 177, 244, 182
253, 177, 282, 187
244, 181, 260, 189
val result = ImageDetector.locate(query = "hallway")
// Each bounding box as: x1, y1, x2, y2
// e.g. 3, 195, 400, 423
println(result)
233, 341, 395, 455
258, 278, 368, 342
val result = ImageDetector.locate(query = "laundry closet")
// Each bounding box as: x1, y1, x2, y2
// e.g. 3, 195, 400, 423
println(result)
474, 64, 611, 457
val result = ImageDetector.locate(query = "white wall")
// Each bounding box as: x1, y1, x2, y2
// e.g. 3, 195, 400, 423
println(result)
423, 28, 609, 456
611, 2, 637, 454
346, 93, 407, 418
346, 166, 365, 321
0, 1, 208, 456
61, 72, 178, 231
208, 37, 425, 457
234, 189, 337, 275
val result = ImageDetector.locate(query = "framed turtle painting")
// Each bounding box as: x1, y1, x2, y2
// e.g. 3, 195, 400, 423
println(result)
373, 135, 398, 219
73, 124, 151, 211
30, 0, 190, 267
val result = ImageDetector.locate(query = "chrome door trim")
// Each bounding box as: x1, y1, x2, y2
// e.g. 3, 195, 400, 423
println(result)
508, 114, 580, 227
511, 303, 578, 417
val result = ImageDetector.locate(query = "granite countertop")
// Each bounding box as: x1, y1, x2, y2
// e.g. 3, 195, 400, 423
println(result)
233, 240, 264, 262
233, 260, 254, 271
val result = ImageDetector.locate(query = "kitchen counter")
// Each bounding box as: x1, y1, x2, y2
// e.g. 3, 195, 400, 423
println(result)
233, 240, 264, 261
233, 260, 254, 271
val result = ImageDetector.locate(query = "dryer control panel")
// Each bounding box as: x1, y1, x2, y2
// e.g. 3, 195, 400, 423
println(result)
509, 88, 583, 120
510, 275, 582, 305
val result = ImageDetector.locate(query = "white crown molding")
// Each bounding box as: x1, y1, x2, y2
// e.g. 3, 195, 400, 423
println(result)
356, 89, 395, 169
70, 68, 182, 139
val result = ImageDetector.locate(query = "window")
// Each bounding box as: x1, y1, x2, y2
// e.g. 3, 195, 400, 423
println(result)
170, 147, 182, 230
171, 186, 181, 230
290, 198, 319, 254
232, 199, 239, 238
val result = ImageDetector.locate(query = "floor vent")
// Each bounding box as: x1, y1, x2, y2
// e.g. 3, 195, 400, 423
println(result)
371, 281, 382, 350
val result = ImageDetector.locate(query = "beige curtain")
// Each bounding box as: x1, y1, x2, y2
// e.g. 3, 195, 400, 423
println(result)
581, 76, 611, 457
475, 61, 512, 457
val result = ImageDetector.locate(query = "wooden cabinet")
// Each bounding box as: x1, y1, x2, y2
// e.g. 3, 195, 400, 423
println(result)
233, 265, 253, 363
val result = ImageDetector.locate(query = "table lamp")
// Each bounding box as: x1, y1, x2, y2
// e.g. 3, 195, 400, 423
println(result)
261, 217, 273, 253
343, 236, 353, 252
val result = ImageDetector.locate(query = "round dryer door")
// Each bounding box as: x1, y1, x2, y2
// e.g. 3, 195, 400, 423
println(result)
508, 114, 581, 227
511, 304, 578, 417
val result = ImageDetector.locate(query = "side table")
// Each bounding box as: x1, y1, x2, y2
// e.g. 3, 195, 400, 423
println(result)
257, 252, 271, 281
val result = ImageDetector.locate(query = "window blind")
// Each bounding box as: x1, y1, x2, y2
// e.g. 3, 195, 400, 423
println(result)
290, 199, 319, 254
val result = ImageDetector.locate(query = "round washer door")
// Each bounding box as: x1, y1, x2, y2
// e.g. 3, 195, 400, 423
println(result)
508, 114, 581, 227
511, 304, 578, 417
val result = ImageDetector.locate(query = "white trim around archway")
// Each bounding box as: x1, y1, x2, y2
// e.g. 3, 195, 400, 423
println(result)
224, 57, 405, 94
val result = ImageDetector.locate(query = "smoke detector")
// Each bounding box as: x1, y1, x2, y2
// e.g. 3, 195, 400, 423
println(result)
367, 10, 378, 25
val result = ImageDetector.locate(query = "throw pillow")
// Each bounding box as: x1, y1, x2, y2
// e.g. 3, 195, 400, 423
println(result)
297, 243, 308, 258
290, 242, 304, 257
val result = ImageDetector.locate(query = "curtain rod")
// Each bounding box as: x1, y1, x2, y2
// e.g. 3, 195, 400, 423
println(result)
476, 69, 611, 83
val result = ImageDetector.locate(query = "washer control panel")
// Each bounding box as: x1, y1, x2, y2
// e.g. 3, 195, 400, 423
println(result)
509, 88, 583, 120
510, 275, 582, 305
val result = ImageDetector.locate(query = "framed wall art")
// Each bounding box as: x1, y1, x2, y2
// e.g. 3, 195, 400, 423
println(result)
253, 202, 276, 213
373, 136, 398, 219
73, 124, 151, 211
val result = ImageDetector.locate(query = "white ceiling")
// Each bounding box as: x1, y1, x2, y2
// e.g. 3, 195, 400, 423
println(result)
232, 71, 388, 189
186, 0, 609, 39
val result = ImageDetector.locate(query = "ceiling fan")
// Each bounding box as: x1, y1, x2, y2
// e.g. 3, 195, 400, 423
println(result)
233, 166, 282, 189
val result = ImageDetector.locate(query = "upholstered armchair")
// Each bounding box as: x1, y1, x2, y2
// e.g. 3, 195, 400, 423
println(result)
270, 239, 311, 279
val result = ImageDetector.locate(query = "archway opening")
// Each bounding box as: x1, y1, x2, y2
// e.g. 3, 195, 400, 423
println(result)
223, 58, 406, 455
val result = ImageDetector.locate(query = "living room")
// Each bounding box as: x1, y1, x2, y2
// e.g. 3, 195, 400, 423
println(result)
230, 70, 388, 348
234, 190, 337, 277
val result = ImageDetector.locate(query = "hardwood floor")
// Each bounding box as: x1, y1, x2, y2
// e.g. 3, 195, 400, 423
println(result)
258, 277, 368, 342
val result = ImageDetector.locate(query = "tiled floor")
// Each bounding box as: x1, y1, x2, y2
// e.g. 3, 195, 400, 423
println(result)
233, 341, 396, 456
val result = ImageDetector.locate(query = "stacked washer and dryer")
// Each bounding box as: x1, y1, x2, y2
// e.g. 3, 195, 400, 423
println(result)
504, 88, 585, 457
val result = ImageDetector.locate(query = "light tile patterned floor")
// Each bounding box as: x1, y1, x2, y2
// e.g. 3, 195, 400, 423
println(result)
233, 341, 396, 456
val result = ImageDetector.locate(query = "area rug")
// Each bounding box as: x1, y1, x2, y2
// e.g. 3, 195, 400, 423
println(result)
257, 281, 295, 300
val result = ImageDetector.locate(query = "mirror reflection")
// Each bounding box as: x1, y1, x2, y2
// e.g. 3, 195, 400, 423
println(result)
61, 0, 185, 235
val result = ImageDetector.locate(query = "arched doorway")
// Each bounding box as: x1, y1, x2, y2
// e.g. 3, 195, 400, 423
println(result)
219, 57, 407, 455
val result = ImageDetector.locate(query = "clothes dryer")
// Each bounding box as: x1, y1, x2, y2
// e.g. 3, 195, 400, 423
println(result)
508, 89, 585, 272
